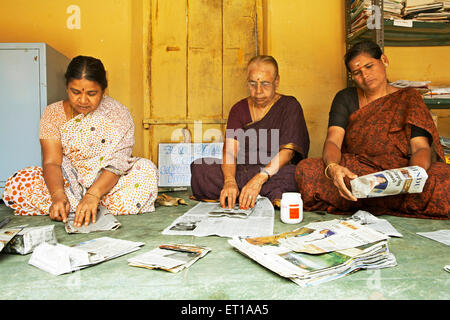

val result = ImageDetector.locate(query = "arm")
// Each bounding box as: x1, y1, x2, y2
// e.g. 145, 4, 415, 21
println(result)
239, 148, 295, 209
220, 138, 240, 208
41, 139, 70, 222
322, 126, 358, 201
73, 170, 120, 227
409, 136, 431, 170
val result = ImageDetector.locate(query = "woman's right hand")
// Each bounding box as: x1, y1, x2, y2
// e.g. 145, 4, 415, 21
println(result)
220, 180, 240, 209
49, 190, 70, 222
328, 164, 358, 201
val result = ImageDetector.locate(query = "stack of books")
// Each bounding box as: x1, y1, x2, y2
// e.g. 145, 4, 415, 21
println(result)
348, 0, 405, 39
403, 0, 450, 21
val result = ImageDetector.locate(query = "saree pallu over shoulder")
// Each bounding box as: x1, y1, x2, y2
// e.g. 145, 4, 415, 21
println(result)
60, 96, 138, 189
343, 88, 444, 169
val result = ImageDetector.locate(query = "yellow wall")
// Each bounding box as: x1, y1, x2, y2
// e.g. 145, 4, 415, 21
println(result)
386, 46, 450, 137
264, 0, 347, 158
1, 0, 449, 159
0, 0, 148, 157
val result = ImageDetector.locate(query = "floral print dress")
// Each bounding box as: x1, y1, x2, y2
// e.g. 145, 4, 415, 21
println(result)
2, 96, 158, 216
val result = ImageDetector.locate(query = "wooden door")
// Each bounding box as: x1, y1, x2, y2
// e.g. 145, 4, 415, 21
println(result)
144, 0, 262, 165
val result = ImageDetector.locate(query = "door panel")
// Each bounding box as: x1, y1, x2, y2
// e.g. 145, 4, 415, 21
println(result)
146, 0, 260, 165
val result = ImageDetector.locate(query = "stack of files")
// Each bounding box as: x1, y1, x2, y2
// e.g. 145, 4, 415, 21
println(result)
424, 86, 450, 99
403, 0, 445, 19
348, 0, 405, 39
228, 219, 397, 287
128, 243, 211, 273
384, 0, 406, 19
29, 237, 145, 275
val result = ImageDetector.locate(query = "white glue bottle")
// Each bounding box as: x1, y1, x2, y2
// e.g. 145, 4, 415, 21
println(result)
280, 192, 303, 224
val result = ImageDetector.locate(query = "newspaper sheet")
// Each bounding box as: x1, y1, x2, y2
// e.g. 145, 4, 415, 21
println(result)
208, 203, 255, 219
350, 166, 428, 198
278, 220, 389, 254
162, 196, 274, 238
29, 237, 145, 275
3, 225, 57, 254
347, 210, 403, 237
128, 243, 211, 273
64, 206, 121, 234
417, 230, 450, 246
228, 220, 396, 287
0, 226, 24, 252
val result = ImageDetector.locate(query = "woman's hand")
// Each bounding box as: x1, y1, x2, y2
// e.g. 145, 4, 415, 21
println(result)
220, 179, 240, 209
327, 164, 358, 202
238, 173, 267, 210
49, 190, 70, 222
73, 192, 100, 227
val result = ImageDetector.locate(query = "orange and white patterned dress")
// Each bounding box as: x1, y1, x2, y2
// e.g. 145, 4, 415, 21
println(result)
2, 96, 158, 216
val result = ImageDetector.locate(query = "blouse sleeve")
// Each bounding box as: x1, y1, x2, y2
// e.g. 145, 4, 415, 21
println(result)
328, 88, 358, 129
39, 103, 66, 140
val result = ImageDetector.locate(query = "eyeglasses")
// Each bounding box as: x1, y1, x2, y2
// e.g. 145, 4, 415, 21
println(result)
247, 80, 274, 89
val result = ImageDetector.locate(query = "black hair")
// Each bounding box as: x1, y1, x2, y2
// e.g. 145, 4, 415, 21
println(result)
64, 55, 108, 90
344, 40, 383, 71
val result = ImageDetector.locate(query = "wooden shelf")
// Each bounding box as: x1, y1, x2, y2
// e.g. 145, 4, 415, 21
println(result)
424, 97, 450, 109
348, 19, 450, 46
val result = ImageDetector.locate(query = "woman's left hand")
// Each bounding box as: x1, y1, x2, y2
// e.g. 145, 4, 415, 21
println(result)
238, 173, 266, 210
73, 193, 100, 227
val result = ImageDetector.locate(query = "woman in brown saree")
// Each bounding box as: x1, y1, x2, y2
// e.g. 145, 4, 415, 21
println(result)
191, 55, 310, 209
295, 40, 449, 219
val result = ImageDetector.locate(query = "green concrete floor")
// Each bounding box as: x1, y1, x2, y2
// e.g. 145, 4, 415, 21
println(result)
1, 190, 449, 300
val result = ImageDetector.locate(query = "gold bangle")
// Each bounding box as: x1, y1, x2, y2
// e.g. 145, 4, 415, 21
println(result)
324, 162, 338, 180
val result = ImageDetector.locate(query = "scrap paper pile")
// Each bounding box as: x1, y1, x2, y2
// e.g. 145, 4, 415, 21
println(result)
128, 243, 210, 273
228, 216, 397, 287
29, 237, 144, 275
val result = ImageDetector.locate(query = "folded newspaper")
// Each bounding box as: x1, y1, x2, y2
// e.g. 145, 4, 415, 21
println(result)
3, 225, 57, 255
29, 237, 144, 275
208, 203, 256, 219
64, 206, 121, 234
350, 166, 428, 198
228, 219, 396, 287
128, 243, 211, 273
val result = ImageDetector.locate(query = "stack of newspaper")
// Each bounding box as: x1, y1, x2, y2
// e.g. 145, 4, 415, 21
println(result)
403, 0, 449, 21
228, 219, 397, 287
128, 243, 211, 273
29, 237, 145, 275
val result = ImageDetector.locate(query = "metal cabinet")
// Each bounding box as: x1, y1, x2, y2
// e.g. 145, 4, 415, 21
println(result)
0, 43, 69, 197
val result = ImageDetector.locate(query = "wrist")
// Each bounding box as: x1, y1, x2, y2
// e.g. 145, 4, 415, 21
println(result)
324, 162, 339, 180
85, 190, 101, 202
259, 168, 271, 183
224, 177, 237, 185
50, 189, 66, 200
